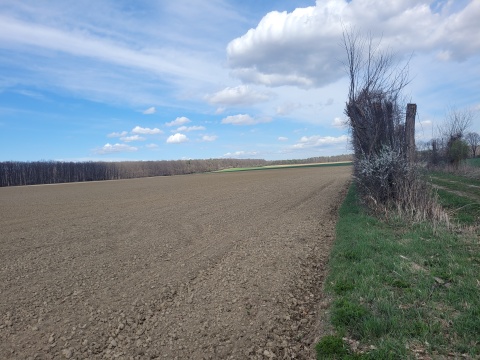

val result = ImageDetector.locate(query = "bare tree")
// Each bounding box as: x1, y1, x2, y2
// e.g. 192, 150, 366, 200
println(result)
465, 132, 480, 158
0, 159, 270, 187
430, 107, 475, 166
440, 107, 473, 141
342, 29, 446, 223
342, 29, 412, 203
343, 29, 410, 159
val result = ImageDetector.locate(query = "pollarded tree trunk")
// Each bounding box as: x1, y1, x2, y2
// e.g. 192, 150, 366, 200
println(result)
405, 103, 416, 165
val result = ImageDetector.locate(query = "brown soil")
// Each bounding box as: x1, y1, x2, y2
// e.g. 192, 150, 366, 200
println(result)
0, 166, 351, 359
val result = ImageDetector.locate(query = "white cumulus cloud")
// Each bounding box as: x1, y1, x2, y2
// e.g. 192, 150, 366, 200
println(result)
278, 136, 288, 141
142, 106, 156, 115
206, 85, 271, 106
95, 143, 138, 154
221, 114, 271, 126
176, 125, 205, 132
165, 117, 191, 127
223, 150, 259, 158
227, 0, 480, 88
131, 126, 163, 135
120, 135, 146, 142
146, 143, 159, 149
292, 134, 350, 149
166, 133, 189, 144
107, 131, 128, 138
202, 135, 218, 142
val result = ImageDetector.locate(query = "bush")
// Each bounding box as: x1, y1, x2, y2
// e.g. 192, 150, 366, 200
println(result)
447, 138, 469, 168
354, 146, 447, 224
355, 146, 408, 205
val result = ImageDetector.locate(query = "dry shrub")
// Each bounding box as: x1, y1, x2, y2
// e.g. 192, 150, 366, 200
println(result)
393, 170, 449, 226
354, 146, 449, 226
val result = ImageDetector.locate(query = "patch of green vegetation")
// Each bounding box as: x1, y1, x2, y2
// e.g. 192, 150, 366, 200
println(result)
315, 335, 350, 359
427, 171, 480, 225
436, 189, 480, 225
214, 162, 352, 173
432, 178, 480, 198
429, 171, 480, 188
331, 299, 369, 329
332, 279, 356, 295
386, 277, 410, 289
318, 184, 480, 358
466, 157, 480, 167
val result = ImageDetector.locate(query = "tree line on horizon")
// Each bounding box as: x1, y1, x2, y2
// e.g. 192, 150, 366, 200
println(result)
0, 154, 353, 187
268, 154, 352, 165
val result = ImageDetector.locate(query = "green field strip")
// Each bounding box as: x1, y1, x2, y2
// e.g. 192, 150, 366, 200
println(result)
214, 162, 352, 173
317, 184, 480, 359
429, 177, 480, 199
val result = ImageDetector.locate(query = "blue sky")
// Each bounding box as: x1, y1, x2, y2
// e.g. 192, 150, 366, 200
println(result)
0, 0, 479, 161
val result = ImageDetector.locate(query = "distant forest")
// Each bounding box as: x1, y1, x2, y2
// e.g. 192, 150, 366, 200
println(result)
0, 154, 352, 187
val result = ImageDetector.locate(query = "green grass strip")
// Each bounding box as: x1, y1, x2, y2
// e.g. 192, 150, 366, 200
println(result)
429, 171, 480, 188
427, 171, 480, 225
317, 184, 480, 359
214, 162, 352, 173
466, 157, 480, 167
429, 177, 480, 199
436, 189, 480, 225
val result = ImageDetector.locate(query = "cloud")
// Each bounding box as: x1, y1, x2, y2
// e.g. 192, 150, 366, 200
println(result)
0, 15, 218, 86
223, 150, 259, 158
166, 133, 188, 144
107, 131, 128, 138
415, 119, 434, 139
142, 106, 156, 114
418, 120, 433, 127
332, 117, 347, 129
221, 114, 271, 126
13, 89, 45, 100
206, 85, 271, 106
276, 102, 301, 116
292, 135, 350, 149
146, 143, 159, 149
176, 125, 205, 132
278, 136, 288, 141
227, 1, 480, 88
0, 1, 258, 114
120, 135, 146, 142
165, 116, 191, 127
131, 126, 163, 135
95, 143, 138, 154
202, 135, 218, 142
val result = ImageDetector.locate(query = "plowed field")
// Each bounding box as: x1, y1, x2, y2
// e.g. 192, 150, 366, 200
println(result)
1, 166, 351, 359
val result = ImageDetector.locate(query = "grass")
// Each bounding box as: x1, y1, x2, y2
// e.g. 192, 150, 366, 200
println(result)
436, 189, 480, 225
466, 157, 480, 167
428, 171, 480, 226
429, 171, 480, 189
316, 184, 479, 359
214, 161, 352, 173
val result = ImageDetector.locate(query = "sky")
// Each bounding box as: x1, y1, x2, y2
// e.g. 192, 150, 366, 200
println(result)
0, 0, 479, 162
